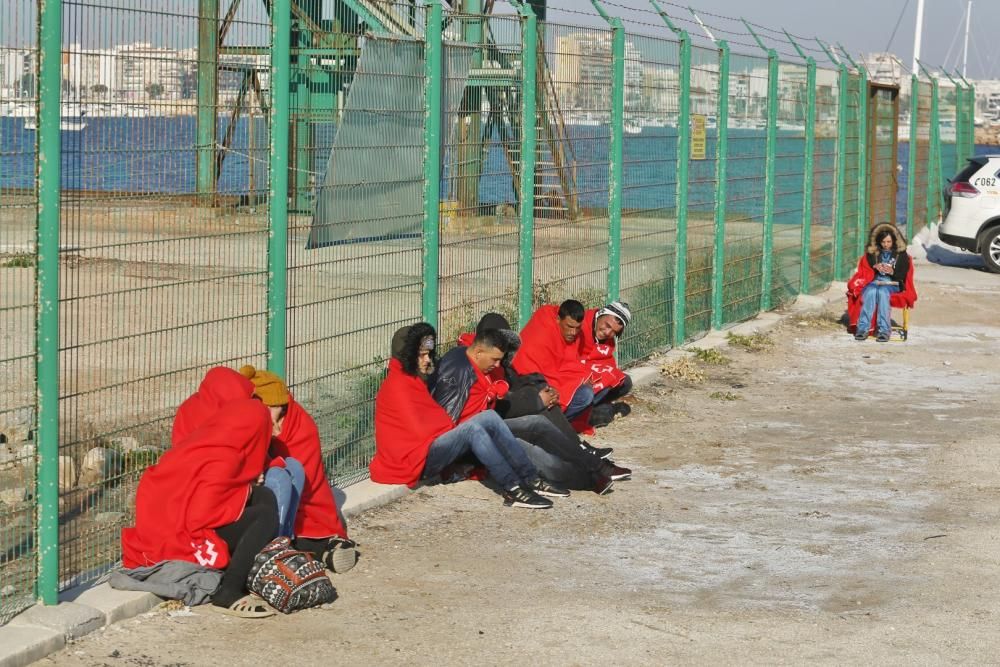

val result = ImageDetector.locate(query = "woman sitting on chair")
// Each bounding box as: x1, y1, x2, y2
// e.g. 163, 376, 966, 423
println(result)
847, 223, 912, 342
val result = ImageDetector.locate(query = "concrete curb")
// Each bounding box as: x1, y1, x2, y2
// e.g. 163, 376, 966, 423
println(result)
0, 285, 844, 667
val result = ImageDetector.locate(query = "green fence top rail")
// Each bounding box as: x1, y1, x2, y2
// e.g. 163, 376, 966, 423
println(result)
782, 28, 809, 61
814, 38, 840, 67
835, 43, 862, 72
739, 17, 770, 53
649, 0, 684, 37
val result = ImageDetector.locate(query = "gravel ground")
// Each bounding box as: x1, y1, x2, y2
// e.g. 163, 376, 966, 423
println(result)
39, 261, 1000, 666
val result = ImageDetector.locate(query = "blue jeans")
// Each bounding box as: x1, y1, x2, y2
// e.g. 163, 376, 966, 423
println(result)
565, 384, 594, 418
857, 280, 900, 336
264, 457, 306, 538
565, 375, 633, 417
422, 410, 538, 491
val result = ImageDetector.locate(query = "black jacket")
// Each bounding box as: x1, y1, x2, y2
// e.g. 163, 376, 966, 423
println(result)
430, 347, 478, 423
495, 363, 547, 419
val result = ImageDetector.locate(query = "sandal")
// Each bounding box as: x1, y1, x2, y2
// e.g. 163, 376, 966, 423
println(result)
213, 594, 276, 619
323, 537, 358, 574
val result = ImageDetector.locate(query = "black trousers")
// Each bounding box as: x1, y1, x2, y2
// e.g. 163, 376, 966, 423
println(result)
213, 485, 278, 607
504, 414, 602, 489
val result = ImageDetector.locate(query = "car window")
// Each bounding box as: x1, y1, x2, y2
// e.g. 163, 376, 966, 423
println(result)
951, 160, 985, 183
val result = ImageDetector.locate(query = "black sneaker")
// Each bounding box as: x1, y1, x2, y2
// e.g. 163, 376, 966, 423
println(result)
593, 475, 614, 495
589, 403, 615, 427
854, 332, 868, 341
580, 441, 614, 459
876, 331, 890, 343
503, 485, 553, 509
530, 478, 570, 497
611, 402, 631, 418
599, 461, 632, 481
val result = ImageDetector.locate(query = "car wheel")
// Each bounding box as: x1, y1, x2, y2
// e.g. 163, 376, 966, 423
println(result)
981, 227, 1000, 274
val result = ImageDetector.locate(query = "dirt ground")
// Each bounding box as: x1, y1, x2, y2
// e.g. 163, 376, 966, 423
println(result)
40, 261, 1000, 666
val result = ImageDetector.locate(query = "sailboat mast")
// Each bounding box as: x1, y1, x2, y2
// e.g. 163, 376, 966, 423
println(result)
962, 1, 972, 78
912, 0, 925, 74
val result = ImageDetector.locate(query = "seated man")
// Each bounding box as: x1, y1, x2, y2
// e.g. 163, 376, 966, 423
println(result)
370, 323, 562, 509
513, 300, 592, 422
172, 365, 356, 573
577, 301, 634, 426
451, 314, 631, 492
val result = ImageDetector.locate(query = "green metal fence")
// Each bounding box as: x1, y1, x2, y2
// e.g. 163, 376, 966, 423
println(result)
0, 0, 976, 623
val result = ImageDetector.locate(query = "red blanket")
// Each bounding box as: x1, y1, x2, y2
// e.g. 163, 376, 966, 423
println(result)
171, 367, 254, 446
172, 367, 349, 539
512, 305, 590, 409
846, 256, 917, 330
122, 398, 272, 569
578, 308, 628, 393
271, 399, 348, 539
370, 358, 454, 486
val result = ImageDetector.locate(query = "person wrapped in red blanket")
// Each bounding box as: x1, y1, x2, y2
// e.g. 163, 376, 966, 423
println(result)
513, 300, 591, 423
122, 397, 278, 617
371, 322, 558, 509
846, 223, 916, 342
578, 301, 634, 427
171, 365, 356, 573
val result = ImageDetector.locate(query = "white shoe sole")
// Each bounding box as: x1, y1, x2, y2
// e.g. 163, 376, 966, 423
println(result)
506, 500, 553, 509
326, 546, 358, 574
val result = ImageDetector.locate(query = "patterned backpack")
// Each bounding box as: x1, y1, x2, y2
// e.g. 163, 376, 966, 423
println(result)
245, 537, 336, 613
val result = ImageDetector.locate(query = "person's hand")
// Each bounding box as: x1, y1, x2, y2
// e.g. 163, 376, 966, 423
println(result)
256, 472, 265, 485
539, 387, 558, 409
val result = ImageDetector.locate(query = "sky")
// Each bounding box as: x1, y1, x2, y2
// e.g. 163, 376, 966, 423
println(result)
2, 0, 998, 80
541, 0, 1000, 79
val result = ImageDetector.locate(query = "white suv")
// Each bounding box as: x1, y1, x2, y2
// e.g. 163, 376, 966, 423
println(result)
940, 155, 1000, 273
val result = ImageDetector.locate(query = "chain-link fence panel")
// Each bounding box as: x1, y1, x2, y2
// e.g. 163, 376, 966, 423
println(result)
720, 52, 767, 325
291, 5, 428, 486
54, 0, 272, 591
617, 32, 678, 363
771, 60, 806, 308
0, 0, 38, 626
437, 13, 522, 345
532, 18, 610, 311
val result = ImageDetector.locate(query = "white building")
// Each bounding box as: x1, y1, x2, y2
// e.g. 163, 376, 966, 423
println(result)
0, 49, 34, 98
114, 42, 183, 100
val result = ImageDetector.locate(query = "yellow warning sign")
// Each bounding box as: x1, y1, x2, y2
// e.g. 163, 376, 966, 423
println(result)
691, 114, 706, 160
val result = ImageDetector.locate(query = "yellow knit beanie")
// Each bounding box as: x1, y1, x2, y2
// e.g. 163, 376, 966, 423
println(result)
238, 365, 290, 407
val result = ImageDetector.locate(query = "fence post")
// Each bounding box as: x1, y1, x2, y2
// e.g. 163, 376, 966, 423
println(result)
837, 46, 867, 255
712, 41, 730, 329
196, 0, 219, 203
515, 1, 538, 327
966, 78, 976, 159
833, 63, 848, 279
653, 2, 689, 341
906, 74, 919, 239
782, 31, 816, 295
759, 49, 778, 311
743, 21, 776, 310
928, 72, 940, 224
857, 68, 869, 256
35, 0, 62, 606
422, 0, 444, 326
267, 0, 291, 378
800, 55, 817, 294
591, 0, 624, 302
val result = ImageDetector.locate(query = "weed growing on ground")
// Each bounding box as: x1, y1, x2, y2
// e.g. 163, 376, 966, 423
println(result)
727, 331, 774, 352
791, 312, 844, 330
660, 357, 706, 382
709, 390, 742, 401
2, 254, 35, 268
689, 347, 730, 365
